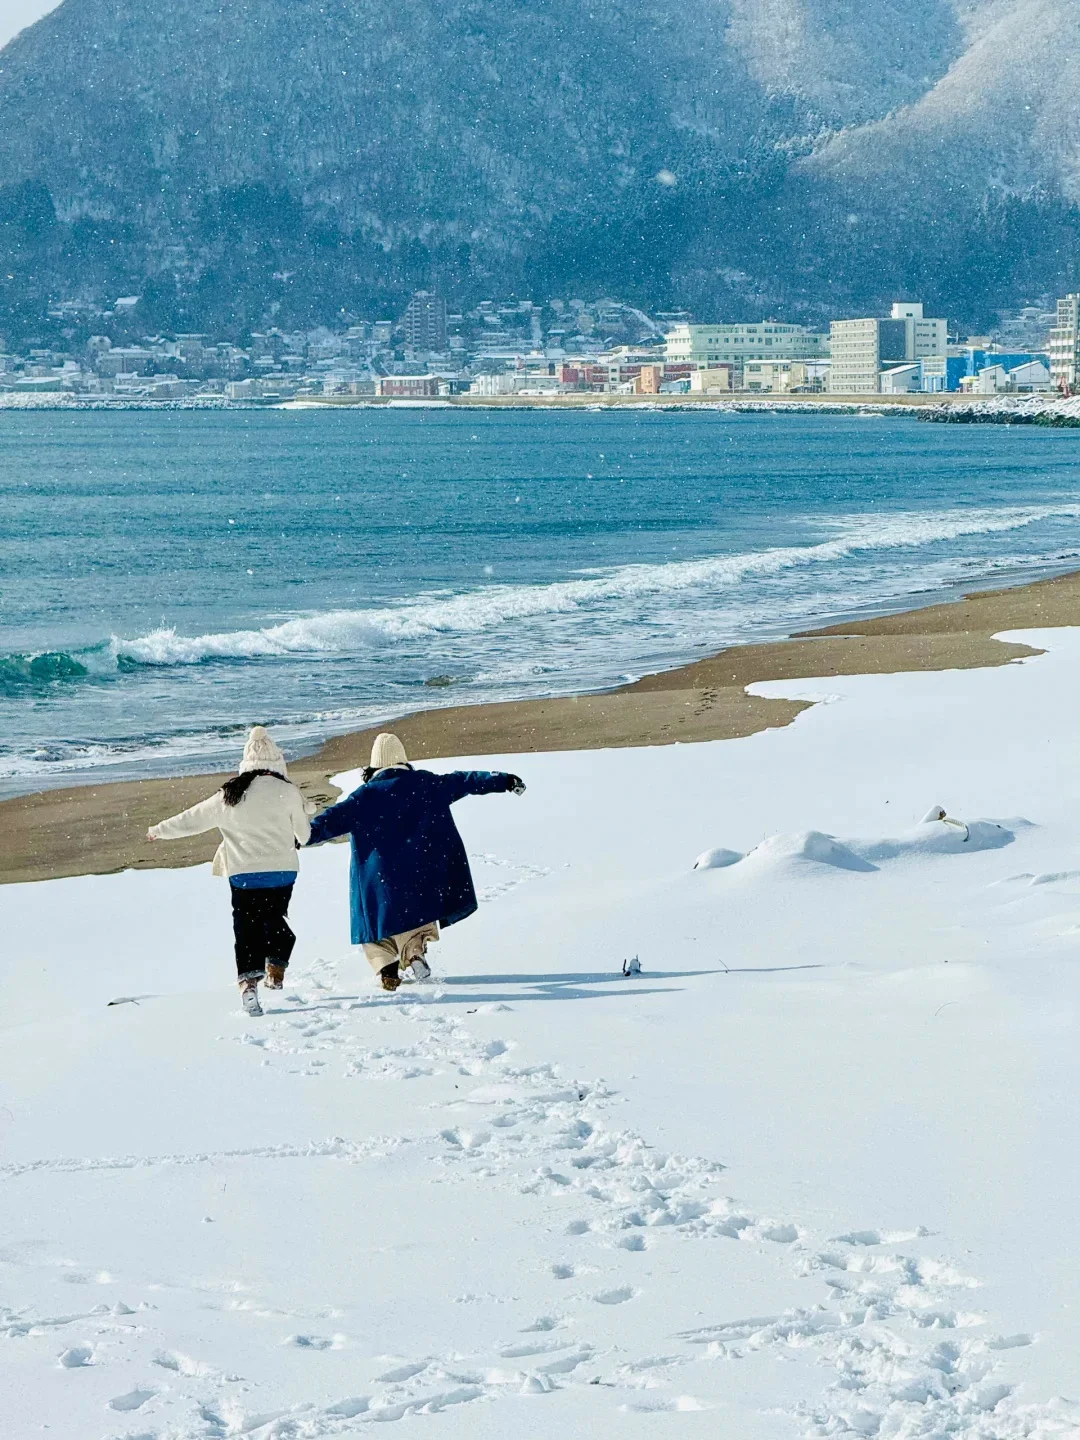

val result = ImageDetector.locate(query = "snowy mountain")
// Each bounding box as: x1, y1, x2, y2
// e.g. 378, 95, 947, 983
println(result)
0, 0, 1077, 332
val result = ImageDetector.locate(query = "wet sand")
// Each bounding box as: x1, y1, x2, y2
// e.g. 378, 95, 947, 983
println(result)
3, 569, 1077, 886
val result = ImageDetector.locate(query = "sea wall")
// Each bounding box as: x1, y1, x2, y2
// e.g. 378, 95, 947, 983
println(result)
921, 396, 1080, 426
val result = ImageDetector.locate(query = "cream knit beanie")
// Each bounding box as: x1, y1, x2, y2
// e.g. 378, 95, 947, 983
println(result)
239, 725, 288, 776
369, 732, 408, 772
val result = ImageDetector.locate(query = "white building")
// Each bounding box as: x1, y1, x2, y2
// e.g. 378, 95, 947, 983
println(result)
829, 303, 947, 394
890, 303, 948, 362
961, 360, 1054, 395
468, 373, 516, 397
1048, 294, 1080, 393
740, 359, 830, 393
879, 364, 921, 394
665, 322, 829, 369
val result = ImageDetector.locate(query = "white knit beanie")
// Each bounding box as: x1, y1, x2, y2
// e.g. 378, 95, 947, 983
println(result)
370, 732, 408, 772
239, 725, 288, 776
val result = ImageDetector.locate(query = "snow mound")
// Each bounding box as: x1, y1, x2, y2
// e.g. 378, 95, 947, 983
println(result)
856, 816, 1016, 862
741, 831, 877, 873
696, 810, 1020, 876
693, 847, 743, 871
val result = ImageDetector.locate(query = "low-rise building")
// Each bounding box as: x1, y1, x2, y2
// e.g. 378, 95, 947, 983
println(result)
633, 365, 663, 394
960, 360, 1054, 394
378, 375, 440, 398
469, 373, 516, 397
688, 366, 731, 394
740, 359, 828, 393
665, 322, 828, 368
880, 364, 921, 394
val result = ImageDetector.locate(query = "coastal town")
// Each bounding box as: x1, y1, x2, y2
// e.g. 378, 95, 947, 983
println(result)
2, 289, 1080, 404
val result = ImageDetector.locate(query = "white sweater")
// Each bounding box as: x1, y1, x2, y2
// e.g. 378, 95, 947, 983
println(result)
150, 775, 314, 878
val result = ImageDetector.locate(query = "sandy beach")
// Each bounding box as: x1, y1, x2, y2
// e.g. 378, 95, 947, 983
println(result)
3, 567, 1077, 886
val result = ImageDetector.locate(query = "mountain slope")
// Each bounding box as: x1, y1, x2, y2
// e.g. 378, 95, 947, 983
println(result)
0, 0, 1076, 332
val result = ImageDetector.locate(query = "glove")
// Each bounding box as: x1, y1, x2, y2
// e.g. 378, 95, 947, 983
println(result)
507, 775, 526, 796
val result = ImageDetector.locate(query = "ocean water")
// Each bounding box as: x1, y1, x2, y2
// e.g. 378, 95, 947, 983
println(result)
2, 406, 1080, 795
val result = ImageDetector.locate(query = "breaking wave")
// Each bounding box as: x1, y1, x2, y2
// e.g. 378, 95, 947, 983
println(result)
113, 504, 1080, 667
0, 651, 89, 695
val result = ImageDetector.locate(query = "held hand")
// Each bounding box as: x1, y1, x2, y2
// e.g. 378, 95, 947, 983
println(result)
507, 775, 526, 796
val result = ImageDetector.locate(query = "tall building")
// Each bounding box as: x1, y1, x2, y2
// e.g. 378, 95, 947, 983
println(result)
1048, 294, 1080, 393
401, 291, 447, 354
664, 321, 829, 369
828, 319, 908, 393
889, 302, 947, 361
829, 303, 946, 393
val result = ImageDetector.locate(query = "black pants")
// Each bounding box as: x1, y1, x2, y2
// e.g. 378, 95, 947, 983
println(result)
230, 884, 296, 982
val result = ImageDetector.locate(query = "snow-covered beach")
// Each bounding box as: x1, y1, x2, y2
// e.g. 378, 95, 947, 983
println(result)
5, 622, 1080, 1437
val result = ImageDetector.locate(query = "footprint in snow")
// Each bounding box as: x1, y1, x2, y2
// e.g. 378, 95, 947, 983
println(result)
107, 1387, 157, 1411
376, 1358, 431, 1383
831, 1227, 929, 1246
593, 1286, 637, 1305
325, 1396, 370, 1417
762, 1223, 800, 1243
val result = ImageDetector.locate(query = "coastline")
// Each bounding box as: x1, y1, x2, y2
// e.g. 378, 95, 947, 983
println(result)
0, 391, 994, 412
4, 567, 1079, 887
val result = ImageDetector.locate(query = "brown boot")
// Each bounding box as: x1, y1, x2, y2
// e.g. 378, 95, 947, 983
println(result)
379, 962, 401, 993
265, 963, 285, 990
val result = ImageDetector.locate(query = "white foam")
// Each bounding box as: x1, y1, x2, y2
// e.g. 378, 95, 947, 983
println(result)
112, 504, 1080, 666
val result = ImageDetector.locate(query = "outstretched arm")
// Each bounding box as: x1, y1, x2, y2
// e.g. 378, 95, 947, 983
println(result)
307, 791, 362, 846
438, 771, 526, 804
147, 792, 226, 842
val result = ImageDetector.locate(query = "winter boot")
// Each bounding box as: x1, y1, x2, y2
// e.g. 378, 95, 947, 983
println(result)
379, 962, 401, 993
403, 955, 432, 982
239, 979, 263, 1017
265, 963, 285, 990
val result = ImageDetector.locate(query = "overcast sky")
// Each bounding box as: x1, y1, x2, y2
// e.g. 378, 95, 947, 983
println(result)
0, 0, 62, 50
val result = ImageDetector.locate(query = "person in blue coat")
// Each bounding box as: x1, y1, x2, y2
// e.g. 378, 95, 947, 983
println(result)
307, 732, 526, 990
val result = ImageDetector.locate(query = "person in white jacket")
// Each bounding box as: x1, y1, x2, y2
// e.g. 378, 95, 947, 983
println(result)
147, 727, 313, 1016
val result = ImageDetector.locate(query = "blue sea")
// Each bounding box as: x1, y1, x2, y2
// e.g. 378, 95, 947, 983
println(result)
2, 406, 1080, 796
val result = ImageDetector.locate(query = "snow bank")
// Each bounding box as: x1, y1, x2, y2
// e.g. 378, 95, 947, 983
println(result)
695, 808, 1019, 874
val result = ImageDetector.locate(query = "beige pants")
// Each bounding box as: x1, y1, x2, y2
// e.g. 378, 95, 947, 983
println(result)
362, 922, 439, 975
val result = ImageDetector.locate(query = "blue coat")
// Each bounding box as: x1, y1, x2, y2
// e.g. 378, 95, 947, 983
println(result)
307, 767, 516, 944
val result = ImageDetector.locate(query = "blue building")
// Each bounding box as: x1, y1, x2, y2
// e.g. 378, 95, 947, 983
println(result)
919, 349, 1050, 392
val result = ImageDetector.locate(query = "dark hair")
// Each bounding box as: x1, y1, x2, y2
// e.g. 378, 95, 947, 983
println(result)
221, 768, 290, 807
361, 763, 412, 784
